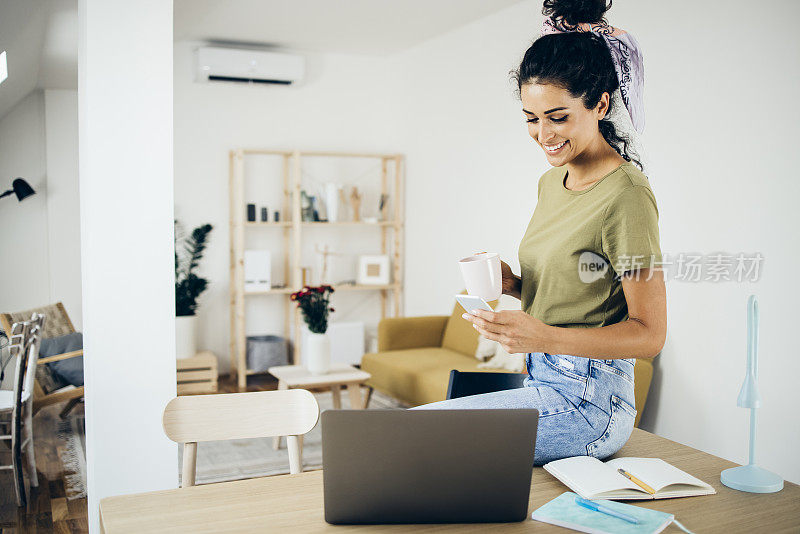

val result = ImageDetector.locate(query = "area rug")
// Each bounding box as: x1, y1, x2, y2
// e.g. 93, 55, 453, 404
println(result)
181, 390, 408, 485
55, 413, 88, 500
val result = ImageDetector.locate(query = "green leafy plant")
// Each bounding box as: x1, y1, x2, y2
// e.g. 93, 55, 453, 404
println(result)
290, 285, 335, 334
175, 221, 213, 317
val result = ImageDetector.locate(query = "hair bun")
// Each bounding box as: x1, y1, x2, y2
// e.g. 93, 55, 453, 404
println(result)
542, 0, 611, 27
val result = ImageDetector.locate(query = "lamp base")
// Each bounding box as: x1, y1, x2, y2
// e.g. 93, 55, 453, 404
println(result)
721, 464, 783, 493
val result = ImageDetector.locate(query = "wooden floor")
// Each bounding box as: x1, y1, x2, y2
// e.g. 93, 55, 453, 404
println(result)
0, 373, 281, 533
0, 402, 88, 534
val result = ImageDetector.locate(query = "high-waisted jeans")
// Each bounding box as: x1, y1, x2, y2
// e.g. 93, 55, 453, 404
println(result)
410, 352, 637, 466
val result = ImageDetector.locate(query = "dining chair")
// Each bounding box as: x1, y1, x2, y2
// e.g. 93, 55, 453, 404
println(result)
162, 389, 320, 487
0, 313, 45, 506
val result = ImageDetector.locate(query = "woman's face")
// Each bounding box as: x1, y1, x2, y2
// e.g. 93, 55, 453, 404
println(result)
521, 82, 609, 165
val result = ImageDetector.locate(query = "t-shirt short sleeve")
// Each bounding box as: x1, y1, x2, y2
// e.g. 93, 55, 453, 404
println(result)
601, 185, 662, 276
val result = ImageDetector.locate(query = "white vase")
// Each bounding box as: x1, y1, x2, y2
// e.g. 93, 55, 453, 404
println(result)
323, 183, 342, 223
175, 315, 197, 359
304, 331, 331, 374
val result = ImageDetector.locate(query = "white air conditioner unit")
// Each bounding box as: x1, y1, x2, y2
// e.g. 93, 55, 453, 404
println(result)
195, 46, 304, 85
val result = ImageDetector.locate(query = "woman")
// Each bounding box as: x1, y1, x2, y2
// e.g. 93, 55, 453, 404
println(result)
412, 0, 667, 466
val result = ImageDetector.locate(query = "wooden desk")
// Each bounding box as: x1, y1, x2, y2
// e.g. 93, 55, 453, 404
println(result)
100, 428, 800, 533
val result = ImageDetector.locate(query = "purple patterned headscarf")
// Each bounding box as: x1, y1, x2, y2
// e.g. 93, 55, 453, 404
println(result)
541, 18, 645, 134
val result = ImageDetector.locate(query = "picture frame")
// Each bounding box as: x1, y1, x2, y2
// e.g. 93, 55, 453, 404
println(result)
357, 255, 390, 285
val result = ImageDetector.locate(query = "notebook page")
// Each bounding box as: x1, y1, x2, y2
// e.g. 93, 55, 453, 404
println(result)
544, 456, 642, 497
605, 458, 711, 492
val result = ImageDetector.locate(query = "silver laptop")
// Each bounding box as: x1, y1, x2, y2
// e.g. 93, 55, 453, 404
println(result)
322, 409, 539, 524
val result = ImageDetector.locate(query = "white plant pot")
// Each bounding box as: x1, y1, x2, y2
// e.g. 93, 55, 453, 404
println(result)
175, 315, 197, 359
304, 331, 331, 375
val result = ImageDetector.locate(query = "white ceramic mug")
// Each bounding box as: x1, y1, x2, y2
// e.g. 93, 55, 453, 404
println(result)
458, 252, 502, 302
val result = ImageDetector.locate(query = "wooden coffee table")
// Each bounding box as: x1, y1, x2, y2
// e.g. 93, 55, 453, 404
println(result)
268, 363, 372, 452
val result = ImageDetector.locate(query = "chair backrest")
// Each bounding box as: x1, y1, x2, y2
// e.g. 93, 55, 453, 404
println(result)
7, 320, 32, 507
446, 370, 526, 401
162, 389, 320, 486
9, 314, 45, 401
1, 302, 73, 340
21, 314, 46, 400
9, 322, 32, 412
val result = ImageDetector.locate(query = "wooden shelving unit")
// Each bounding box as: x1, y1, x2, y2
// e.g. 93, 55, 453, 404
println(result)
229, 149, 405, 390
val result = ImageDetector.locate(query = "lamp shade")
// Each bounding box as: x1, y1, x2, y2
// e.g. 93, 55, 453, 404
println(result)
11, 178, 35, 201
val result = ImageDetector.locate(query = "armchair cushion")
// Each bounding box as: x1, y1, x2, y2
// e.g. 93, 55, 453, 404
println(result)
40, 332, 84, 388
377, 315, 449, 352
362, 347, 510, 406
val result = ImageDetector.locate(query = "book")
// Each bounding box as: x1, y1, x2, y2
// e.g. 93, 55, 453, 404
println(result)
531, 492, 676, 534
543, 456, 716, 500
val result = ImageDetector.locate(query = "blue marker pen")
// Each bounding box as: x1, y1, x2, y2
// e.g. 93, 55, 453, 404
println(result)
574, 496, 640, 524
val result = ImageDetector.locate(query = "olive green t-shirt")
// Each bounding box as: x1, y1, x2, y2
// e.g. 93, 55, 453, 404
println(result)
519, 162, 662, 328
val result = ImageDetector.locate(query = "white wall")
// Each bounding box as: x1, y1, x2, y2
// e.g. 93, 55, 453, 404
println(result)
0, 91, 50, 312
174, 0, 800, 484
80, 0, 176, 532
621, 0, 800, 485
44, 89, 82, 327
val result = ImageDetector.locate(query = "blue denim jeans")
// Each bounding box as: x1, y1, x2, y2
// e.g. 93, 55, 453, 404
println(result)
410, 352, 637, 465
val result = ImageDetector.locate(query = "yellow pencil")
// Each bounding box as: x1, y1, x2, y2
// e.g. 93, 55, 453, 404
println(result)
618, 468, 656, 495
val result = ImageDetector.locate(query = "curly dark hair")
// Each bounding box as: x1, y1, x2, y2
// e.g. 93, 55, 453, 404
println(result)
511, 0, 642, 170
542, 0, 612, 29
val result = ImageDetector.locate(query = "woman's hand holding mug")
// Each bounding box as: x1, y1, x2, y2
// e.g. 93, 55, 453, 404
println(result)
499, 259, 522, 299
458, 252, 502, 302
459, 251, 522, 302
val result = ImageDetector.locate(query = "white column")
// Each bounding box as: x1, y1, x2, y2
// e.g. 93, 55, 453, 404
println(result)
78, 1, 176, 532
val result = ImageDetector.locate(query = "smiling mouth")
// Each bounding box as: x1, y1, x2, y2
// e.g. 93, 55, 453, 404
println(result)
543, 140, 568, 153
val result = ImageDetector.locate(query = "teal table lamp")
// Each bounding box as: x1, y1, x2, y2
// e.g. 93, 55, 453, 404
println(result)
720, 294, 783, 493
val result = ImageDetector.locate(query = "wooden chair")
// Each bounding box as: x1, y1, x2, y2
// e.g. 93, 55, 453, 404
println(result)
0, 302, 84, 418
0, 314, 45, 506
162, 390, 320, 487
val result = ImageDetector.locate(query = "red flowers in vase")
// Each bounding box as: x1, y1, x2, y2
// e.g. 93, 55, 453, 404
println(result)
290, 285, 335, 334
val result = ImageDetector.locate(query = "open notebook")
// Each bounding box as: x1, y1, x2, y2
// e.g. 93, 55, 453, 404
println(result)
543, 456, 716, 500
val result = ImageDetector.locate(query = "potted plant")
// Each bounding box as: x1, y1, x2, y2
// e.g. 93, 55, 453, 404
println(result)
290, 285, 335, 374
175, 221, 213, 359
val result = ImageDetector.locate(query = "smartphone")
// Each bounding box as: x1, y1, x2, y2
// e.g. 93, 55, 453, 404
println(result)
455, 294, 494, 314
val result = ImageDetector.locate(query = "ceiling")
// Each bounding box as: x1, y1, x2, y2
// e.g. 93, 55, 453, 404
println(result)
0, 0, 77, 120
0, 0, 521, 119
174, 0, 523, 56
